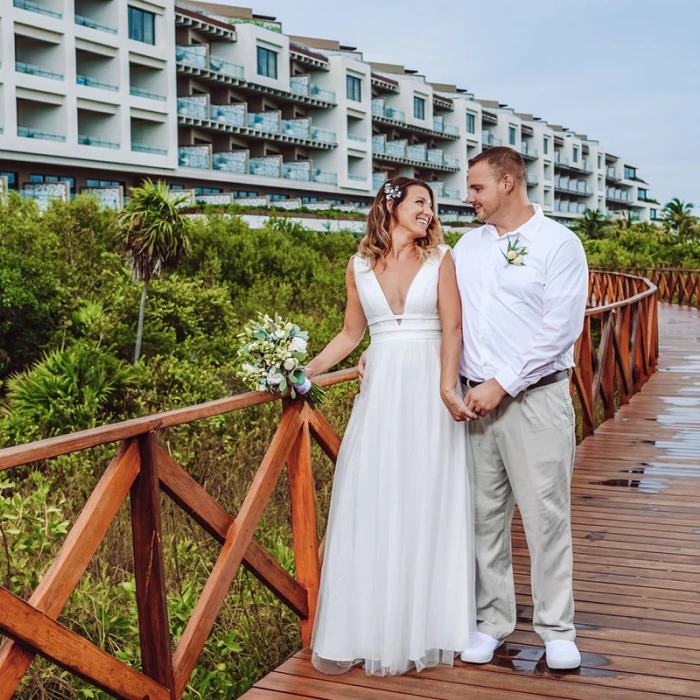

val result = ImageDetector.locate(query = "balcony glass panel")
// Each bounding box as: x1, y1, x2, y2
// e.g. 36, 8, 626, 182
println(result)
130, 86, 167, 101
371, 99, 384, 117
247, 111, 280, 134
179, 146, 211, 169
313, 170, 338, 185
310, 85, 336, 103
433, 116, 444, 132
386, 140, 407, 157
177, 96, 209, 119
209, 55, 245, 79
290, 75, 310, 97
443, 155, 459, 168
76, 75, 119, 92
347, 133, 367, 143
385, 107, 405, 122
18, 126, 65, 142
372, 172, 388, 189
283, 161, 311, 181
407, 144, 426, 162
132, 143, 167, 155
429, 182, 445, 197
75, 14, 117, 33
282, 118, 311, 139
213, 151, 247, 173
445, 188, 461, 199
427, 149, 443, 165
14, 0, 61, 18
176, 45, 208, 69
443, 124, 459, 136
16, 62, 64, 80
347, 174, 366, 182
78, 135, 120, 149
372, 135, 386, 154
521, 144, 538, 158
311, 127, 337, 144
249, 156, 282, 178
210, 103, 246, 127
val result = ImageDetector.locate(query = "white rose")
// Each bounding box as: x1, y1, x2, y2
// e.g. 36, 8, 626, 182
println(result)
284, 357, 298, 371
290, 337, 307, 354
242, 362, 255, 373
267, 370, 284, 385
512, 256, 525, 266
506, 249, 517, 261
274, 329, 286, 339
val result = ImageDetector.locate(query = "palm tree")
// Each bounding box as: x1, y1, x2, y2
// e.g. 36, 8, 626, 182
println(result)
662, 198, 696, 238
572, 208, 612, 239
116, 179, 192, 362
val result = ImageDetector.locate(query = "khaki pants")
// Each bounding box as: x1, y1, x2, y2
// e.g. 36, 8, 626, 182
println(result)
467, 379, 576, 642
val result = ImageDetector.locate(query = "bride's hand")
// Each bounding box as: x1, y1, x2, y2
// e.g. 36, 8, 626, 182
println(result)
357, 350, 368, 387
441, 389, 477, 422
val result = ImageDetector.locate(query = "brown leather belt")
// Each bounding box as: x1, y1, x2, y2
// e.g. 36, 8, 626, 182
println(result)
461, 369, 570, 392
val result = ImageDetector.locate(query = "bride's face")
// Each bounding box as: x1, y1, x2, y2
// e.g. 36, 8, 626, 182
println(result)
391, 185, 434, 239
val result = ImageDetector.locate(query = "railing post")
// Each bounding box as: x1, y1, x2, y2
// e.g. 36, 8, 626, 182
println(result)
617, 305, 632, 405
579, 316, 595, 438
285, 400, 321, 648
131, 431, 175, 697
601, 312, 616, 421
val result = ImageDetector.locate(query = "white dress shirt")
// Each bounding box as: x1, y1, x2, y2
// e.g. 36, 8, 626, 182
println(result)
452, 204, 588, 397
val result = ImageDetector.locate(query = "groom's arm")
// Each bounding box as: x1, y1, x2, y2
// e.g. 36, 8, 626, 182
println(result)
493, 237, 588, 397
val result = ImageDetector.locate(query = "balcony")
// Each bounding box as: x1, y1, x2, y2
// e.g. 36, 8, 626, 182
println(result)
74, 14, 117, 34
372, 99, 459, 140
310, 85, 336, 103
250, 156, 282, 178
213, 151, 248, 174
13, 0, 62, 19
444, 188, 461, 200
16, 61, 64, 81
372, 172, 388, 190
130, 87, 167, 101
281, 118, 310, 139
132, 143, 167, 155
347, 174, 367, 183
78, 135, 120, 149
527, 174, 539, 187
554, 177, 593, 196
211, 103, 246, 127
76, 75, 119, 92
209, 55, 246, 80
311, 128, 337, 145
482, 133, 503, 148
247, 111, 280, 135
373, 135, 460, 171
347, 133, 367, 144
554, 200, 586, 214
313, 170, 338, 185
554, 152, 593, 174
179, 146, 211, 169
606, 167, 622, 182
606, 188, 633, 204
520, 144, 538, 160
482, 111, 498, 126
18, 126, 66, 142
433, 116, 459, 137
283, 161, 312, 182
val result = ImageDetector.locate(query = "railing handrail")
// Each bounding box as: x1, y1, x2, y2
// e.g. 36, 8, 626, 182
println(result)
0, 368, 356, 471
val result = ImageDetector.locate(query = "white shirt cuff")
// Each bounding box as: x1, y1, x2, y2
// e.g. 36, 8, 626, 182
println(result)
493, 367, 524, 397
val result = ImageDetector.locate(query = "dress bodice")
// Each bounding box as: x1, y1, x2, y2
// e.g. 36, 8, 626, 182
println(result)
353, 245, 449, 344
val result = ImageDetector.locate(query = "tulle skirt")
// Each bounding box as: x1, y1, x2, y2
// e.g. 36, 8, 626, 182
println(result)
311, 336, 476, 676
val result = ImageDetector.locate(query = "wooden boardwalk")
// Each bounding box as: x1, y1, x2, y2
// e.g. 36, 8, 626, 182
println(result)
242, 302, 700, 700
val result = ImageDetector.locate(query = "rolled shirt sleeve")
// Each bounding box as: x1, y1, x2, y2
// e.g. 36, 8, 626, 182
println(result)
494, 237, 588, 397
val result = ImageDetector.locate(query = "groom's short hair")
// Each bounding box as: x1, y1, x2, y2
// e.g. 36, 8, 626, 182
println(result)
469, 147, 527, 188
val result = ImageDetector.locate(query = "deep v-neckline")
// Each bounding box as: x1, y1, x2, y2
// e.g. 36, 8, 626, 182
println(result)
370, 259, 426, 323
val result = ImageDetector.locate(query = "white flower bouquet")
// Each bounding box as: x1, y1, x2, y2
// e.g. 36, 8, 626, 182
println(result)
236, 313, 326, 407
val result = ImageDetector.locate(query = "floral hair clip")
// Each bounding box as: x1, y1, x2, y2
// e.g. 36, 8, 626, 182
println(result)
383, 183, 402, 200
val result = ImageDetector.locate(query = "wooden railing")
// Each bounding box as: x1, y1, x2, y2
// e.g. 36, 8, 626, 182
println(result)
615, 267, 699, 309
0, 270, 661, 699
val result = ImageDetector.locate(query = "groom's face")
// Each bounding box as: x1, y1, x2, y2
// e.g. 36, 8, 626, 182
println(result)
467, 162, 502, 222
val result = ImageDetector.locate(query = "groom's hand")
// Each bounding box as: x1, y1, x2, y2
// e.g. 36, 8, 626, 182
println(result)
465, 379, 508, 417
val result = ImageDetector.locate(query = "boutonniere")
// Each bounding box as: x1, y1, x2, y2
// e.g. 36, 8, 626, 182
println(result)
502, 236, 528, 267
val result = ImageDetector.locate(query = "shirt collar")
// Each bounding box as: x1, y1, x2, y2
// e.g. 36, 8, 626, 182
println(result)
483, 204, 545, 242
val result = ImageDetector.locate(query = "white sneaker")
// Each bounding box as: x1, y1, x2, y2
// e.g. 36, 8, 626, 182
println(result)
460, 631, 503, 664
545, 640, 581, 669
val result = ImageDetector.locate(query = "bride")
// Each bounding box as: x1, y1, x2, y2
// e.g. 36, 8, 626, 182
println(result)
303, 176, 477, 676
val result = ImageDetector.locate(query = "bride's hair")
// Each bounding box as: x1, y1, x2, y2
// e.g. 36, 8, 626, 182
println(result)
357, 176, 443, 267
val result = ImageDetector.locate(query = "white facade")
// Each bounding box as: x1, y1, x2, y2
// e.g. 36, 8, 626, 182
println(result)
0, 0, 658, 222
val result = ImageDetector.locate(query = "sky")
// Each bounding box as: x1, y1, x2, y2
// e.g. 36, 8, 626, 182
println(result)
219, 0, 700, 211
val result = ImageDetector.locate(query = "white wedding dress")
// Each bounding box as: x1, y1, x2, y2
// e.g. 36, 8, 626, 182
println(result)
311, 245, 476, 676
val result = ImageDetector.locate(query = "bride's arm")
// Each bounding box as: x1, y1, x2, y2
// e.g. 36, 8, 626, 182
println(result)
438, 252, 476, 422
304, 259, 367, 379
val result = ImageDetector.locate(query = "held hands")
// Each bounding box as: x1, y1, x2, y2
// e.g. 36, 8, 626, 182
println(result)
464, 379, 507, 418
441, 388, 479, 422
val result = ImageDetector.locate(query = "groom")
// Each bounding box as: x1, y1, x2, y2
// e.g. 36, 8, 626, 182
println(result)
454, 147, 588, 669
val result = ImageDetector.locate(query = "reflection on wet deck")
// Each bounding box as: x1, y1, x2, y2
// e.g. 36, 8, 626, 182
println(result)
243, 304, 700, 700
